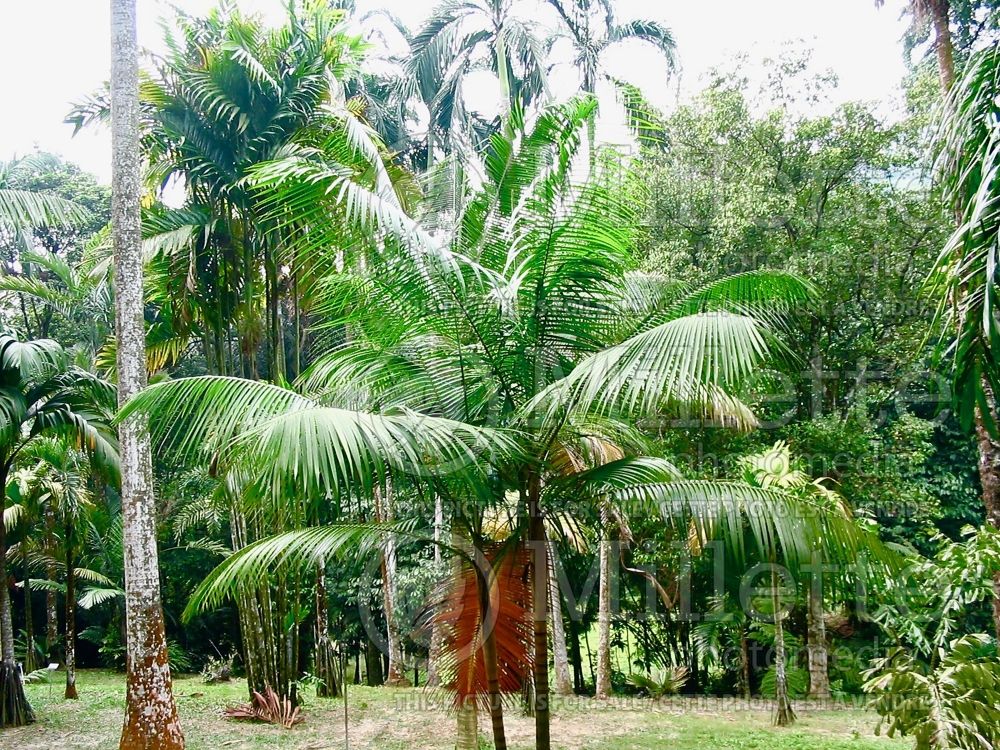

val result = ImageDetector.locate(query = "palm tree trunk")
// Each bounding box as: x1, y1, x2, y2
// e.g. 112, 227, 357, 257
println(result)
527, 476, 550, 750
314, 567, 339, 698
930, 0, 956, 92
771, 567, 795, 727
374, 484, 408, 686
548, 547, 572, 696
478, 563, 508, 750
64, 523, 78, 700
426, 494, 444, 687
111, 1, 184, 746
0, 463, 35, 727
45, 503, 58, 663
455, 695, 479, 750
806, 587, 830, 699
23, 554, 34, 674
594, 504, 613, 698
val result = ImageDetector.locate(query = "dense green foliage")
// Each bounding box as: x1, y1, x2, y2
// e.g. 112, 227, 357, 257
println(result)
2, 2, 1000, 749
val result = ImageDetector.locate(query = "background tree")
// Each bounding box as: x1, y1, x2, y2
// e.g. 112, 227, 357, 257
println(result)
0, 335, 117, 726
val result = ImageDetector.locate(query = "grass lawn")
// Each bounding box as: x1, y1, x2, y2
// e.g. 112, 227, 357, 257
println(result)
9, 669, 909, 750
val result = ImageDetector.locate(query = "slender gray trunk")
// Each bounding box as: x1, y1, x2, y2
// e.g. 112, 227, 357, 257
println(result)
45, 503, 58, 661
374, 484, 408, 686
548, 547, 572, 696
771, 567, 795, 727
111, 1, 184, 745
806, 587, 830, 699
426, 494, 444, 687
65, 523, 78, 699
594, 504, 613, 698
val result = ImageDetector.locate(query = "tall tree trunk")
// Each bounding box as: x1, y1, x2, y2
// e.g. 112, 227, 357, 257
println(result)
23, 553, 35, 674
45, 503, 58, 663
374, 484, 408, 686
112, 1, 184, 746
929, 0, 956, 92
806, 587, 830, 699
0, 463, 35, 727
527, 476, 550, 750
594, 504, 613, 698
364, 636, 383, 686
548, 547, 572, 697
64, 523, 78, 700
771, 567, 795, 727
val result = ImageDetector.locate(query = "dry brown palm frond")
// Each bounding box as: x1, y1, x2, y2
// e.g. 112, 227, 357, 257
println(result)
430, 546, 533, 709
223, 686, 302, 729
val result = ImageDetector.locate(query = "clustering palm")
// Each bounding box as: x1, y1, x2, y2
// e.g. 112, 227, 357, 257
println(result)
69, 2, 415, 381
0, 335, 117, 727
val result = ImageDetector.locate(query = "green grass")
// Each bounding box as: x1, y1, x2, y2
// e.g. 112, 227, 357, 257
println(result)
9, 669, 909, 750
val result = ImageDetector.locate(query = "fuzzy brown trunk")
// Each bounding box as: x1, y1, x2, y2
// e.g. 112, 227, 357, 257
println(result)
594, 504, 613, 698
112, 1, 184, 746
65, 522, 78, 700
547, 547, 572, 697
806, 587, 830, 699
527, 476, 550, 750
0, 463, 35, 727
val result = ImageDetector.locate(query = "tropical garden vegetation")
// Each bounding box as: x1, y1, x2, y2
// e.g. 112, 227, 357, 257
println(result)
2, 0, 1000, 749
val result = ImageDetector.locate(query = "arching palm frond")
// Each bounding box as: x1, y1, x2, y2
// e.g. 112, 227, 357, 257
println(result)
119, 375, 521, 498
0, 188, 90, 232
525, 311, 770, 432
929, 44, 1000, 432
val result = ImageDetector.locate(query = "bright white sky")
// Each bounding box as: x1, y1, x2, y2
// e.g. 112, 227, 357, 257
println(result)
0, 0, 912, 183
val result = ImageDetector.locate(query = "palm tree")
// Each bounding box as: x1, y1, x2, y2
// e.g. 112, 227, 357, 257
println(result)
117, 97, 884, 750
71, 2, 413, 382
17, 438, 98, 700
929, 44, 1000, 641
546, 0, 675, 163
0, 335, 118, 727
876, 0, 955, 91
408, 0, 550, 158
110, 0, 184, 747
